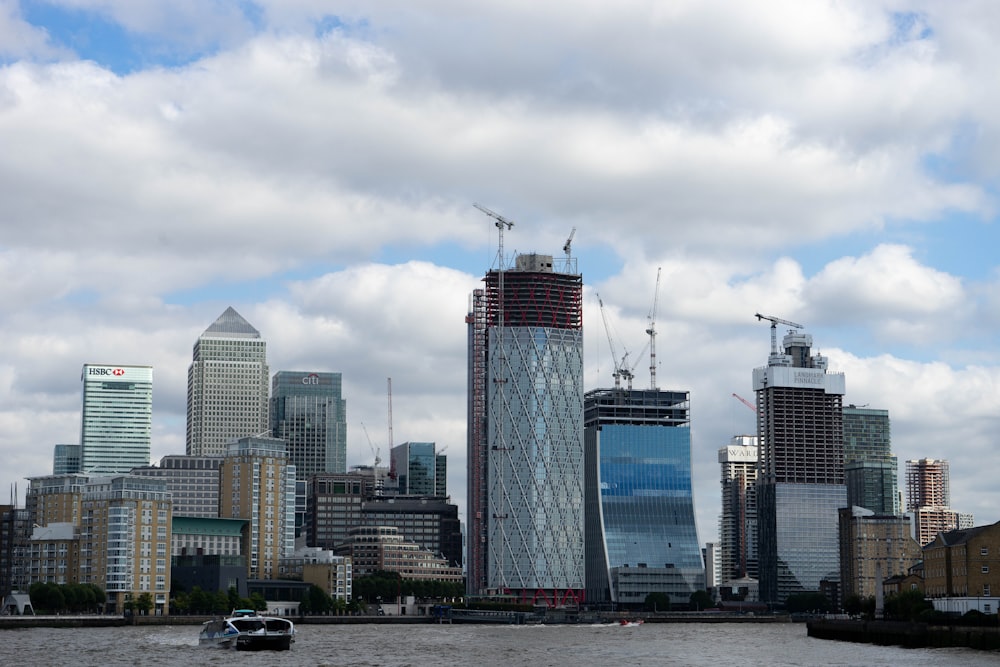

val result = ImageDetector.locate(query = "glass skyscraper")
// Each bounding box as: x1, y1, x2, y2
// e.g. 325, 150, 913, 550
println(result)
80, 364, 153, 474
467, 252, 584, 604
391, 442, 443, 496
584, 388, 704, 606
270, 371, 347, 477
753, 329, 846, 604
186, 307, 269, 457
843, 405, 897, 515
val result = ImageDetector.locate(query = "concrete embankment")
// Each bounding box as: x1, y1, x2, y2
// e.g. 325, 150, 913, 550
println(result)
808, 618, 1000, 650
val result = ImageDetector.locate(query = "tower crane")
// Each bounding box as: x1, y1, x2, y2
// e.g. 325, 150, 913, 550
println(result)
596, 292, 634, 390
754, 313, 803, 356
646, 268, 662, 390
563, 227, 576, 260
360, 421, 383, 496
731, 393, 757, 414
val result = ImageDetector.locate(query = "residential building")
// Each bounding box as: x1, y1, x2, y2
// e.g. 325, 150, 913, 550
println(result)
78, 475, 172, 615
1, 504, 32, 598
843, 406, 898, 515
906, 458, 969, 546
467, 251, 584, 605
80, 364, 153, 474
186, 307, 269, 457
838, 506, 921, 600
130, 455, 222, 518
704, 542, 721, 591
28, 522, 79, 586
754, 326, 847, 604
270, 371, 347, 476
923, 520, 1000, 615
52, 444, 81, 475
718, 435, 759, 582
282, 546, 353, 602
583, 387, 704, 607
218, 436, 295, 580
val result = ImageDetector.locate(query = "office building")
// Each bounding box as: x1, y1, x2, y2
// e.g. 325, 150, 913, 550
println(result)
186, 307, 269, 457
130, 455, 223, 518
391, 442, 445, 497
467, 252, 584, 605
270, 371, 347, 476
171, 516, 247, 557
718, 435, 759, 582
334, 526, 463, 581
583, 388, 704, 606
754, 326, 846, 604
843, 406, 898, 515
219, 436, 295, 579
52, 444, 81, 475
362, 496, 463, 567
838, 506, 921, 600
80, 364, 153, 474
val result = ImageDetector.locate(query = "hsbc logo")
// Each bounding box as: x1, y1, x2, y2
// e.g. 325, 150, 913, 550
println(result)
89, 367, 126, 376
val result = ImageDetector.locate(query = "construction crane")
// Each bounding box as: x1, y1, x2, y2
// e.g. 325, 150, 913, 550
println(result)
596, 292, 634, 390
563, 227, 576, 260
360, 421, 383, 496
754, 313, 803, 356
646, 268, 662, 390
732, 393, 757, 414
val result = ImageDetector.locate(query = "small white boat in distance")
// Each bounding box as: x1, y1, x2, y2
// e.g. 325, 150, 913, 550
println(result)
199, 609, 295, 651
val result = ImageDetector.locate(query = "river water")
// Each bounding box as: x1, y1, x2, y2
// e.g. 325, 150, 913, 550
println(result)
2, 621, 997, 666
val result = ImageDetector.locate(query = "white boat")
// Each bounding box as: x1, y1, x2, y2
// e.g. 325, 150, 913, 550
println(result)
199, 609, 295, 651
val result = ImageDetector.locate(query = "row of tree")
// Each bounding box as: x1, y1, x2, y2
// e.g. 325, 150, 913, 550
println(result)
169, 586, 266, 615
28, 582, 105, 614
352, 571, 465, 603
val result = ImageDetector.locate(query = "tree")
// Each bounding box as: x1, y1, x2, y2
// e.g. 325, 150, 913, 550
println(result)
690, 590, 714, 611
785, 592, 831, 614
134, 593, 154, 616
644, 592, 671, 612
883, 589, 932, 622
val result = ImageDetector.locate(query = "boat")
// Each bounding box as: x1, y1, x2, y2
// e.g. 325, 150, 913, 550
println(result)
199, 609, 295, 651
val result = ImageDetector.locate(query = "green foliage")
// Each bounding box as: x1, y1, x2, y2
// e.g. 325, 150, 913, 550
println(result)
644, 592, 671, 612
882, 589, 933, 622
689, 589, 714, 611
784, 592, 831, 614
134, 593, 154, 615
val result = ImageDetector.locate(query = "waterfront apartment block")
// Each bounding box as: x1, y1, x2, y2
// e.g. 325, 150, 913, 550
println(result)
219, 436, 295, 580
923, 520, 1000, 614
80, 364, 153, 474
186, 307, 269, 457
838, 506, 921, 600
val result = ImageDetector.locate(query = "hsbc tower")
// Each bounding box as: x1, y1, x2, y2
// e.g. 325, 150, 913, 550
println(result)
80, 363, 153, 474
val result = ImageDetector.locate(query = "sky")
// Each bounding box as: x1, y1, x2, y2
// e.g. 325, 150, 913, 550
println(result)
2, 1, 1000, 550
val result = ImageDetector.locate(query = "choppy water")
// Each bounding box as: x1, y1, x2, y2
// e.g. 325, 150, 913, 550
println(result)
2, 621, 997, 667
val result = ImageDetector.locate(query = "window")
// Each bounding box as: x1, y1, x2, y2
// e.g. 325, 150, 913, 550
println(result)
983, 565, 990, 574
982, 547, 989, 556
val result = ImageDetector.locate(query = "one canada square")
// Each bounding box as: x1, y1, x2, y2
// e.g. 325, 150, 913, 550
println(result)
467, 252, 584, 604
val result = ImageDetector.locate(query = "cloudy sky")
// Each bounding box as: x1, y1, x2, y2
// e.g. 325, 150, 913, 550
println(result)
2, 1, 999, 548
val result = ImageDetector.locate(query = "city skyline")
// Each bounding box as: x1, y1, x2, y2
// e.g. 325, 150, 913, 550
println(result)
3, 3, 1000, 551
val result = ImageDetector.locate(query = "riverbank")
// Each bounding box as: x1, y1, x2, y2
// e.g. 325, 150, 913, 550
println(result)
807, 618, 1000, 651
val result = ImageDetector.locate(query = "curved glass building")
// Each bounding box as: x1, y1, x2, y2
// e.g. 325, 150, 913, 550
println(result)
584, 388, 704, 607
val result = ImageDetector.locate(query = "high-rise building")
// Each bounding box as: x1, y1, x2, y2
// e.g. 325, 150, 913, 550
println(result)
390, 442, 444, 496
906, 458, 966, 546
843, 406, 898, 515
52, 444, 81, 475
718, 435, 759, 582
467, 252, 584, 604
130, 455, 223, 518
219, 436, 295, 580
186, 307, 269, 457
80, 364, 153, 474
754, 327, 846, 603
583, 387, 704, 606
270, 371, 347, 477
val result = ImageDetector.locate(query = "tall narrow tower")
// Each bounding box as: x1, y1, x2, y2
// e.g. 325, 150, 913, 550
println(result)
186, 307, 269, 457
467, 251, 584, 604
80, 364, 153, 474
270, 371, 348, 476
754, 327, 846, 603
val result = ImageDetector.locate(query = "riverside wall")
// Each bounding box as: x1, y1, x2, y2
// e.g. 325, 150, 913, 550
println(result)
807, 618, 1000, 651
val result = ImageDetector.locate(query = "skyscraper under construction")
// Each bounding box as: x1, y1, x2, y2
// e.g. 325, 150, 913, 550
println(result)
753, 320, 846, 604
466, 251, 584, 605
